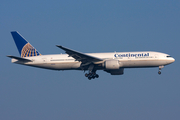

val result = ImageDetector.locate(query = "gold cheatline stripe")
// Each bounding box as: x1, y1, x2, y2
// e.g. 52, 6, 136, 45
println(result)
26, 47, 31, 57
21, 44, 27, 57
29, 48, 32, 57
32, 49, 34, 56
22, 46, 28, 57
21, 43, 28, 57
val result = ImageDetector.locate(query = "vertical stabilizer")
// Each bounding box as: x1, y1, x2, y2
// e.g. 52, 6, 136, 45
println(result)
11, 31, 41, 57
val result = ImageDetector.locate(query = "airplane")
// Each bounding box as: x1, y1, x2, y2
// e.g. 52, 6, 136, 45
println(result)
7, 31, 175, 80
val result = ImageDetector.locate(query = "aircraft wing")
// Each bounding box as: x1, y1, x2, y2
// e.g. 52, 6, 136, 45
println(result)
56, 45, 103, 64
7, 55, 32, 62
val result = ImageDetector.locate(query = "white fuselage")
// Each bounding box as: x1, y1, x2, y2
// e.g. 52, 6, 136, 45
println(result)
11, 51, 175, 71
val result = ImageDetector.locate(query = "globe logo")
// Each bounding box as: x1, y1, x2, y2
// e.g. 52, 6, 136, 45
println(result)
21, 43, 41, 57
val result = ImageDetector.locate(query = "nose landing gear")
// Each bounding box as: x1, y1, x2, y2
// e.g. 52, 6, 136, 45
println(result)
158, 66, 164, 75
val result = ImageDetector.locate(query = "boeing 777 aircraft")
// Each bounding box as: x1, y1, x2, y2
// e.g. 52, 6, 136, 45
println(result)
7, 31, 175, 80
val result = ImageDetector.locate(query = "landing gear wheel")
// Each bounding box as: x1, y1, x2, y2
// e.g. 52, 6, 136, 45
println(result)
85, 73, 88, 77
84, 68, 99, 80
158, 66, 164, 75
95, 74, 99, 78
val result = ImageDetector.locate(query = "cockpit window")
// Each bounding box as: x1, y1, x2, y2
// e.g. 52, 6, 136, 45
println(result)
166, 56, 172, 58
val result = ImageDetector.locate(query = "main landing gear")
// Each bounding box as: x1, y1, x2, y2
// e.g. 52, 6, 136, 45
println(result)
158, 66, 164, 75
85, 72, 99, 80
85, 64, 99, 80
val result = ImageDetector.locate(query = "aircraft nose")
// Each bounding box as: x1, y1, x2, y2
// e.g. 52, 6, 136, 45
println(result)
169, 57, 175, 64
172, 58, 175, 63
166, 57, 175, 64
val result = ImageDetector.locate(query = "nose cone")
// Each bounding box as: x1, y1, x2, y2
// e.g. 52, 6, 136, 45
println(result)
172, 57, 175, 63
168, 57, 175, 64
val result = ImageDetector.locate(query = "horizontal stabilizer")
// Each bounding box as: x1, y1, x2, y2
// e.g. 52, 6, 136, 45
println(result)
7, 55, 32, 62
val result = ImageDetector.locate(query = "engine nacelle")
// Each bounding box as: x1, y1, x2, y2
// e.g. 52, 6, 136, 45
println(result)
103, 60, 124, 75
104, 69, 124, 75
103, 60, 120, 70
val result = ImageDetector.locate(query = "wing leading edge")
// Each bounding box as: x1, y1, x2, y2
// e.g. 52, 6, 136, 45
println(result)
56, 45, 103, 65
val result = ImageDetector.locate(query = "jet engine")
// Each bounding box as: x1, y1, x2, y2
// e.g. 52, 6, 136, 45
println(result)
103, 59, 120, 70
103, 60, 124, 75
104, 69, 124, 75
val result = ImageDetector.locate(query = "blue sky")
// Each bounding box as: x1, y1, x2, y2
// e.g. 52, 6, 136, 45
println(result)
1, 0, 180, 120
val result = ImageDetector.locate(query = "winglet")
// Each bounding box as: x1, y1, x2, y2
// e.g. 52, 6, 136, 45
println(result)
11, 31, 41, 57
56, 45, 62, 48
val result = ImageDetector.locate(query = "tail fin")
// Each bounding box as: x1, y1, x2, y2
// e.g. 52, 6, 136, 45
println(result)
11, 31, 41, 57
